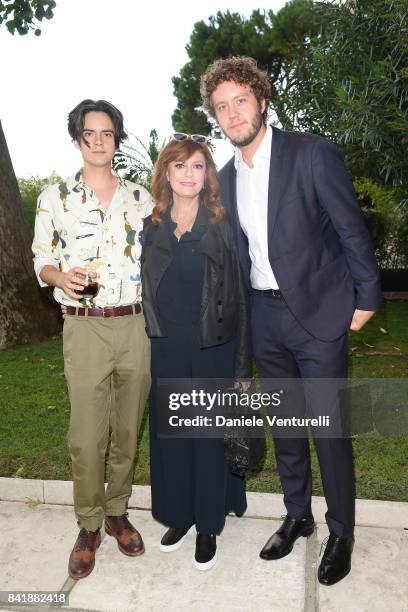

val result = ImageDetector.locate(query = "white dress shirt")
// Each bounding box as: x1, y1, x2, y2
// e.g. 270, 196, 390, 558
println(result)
235, 125, 279, 290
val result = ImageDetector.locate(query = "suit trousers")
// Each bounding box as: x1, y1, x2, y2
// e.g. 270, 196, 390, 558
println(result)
63, 311, 151, 531
251, 291, 355, 538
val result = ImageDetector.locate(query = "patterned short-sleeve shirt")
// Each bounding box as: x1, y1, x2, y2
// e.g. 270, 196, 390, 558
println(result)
32, 170, 153, 307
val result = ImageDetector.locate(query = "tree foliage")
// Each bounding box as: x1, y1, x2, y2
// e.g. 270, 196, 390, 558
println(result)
112, 130, 164, 191
354, 178, 408, 269
18, 173, 61, 230
173, 0, 407, 195
171, 1, 319, 135
284, 0, 408, 192
0, 0, 55, 35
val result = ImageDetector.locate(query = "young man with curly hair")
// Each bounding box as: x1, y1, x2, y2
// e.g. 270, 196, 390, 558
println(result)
201, 57, 382, 586
32, 100, 152, 580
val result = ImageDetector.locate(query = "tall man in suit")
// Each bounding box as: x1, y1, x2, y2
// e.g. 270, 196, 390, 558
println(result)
200, 57, 382, 585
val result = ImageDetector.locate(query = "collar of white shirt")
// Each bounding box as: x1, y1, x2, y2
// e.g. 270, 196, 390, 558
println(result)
234, 124, 273, 170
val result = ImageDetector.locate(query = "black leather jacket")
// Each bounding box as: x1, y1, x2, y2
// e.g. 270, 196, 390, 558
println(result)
141, 207, 252, 379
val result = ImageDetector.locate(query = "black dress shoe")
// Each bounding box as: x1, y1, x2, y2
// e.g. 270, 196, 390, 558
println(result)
318, 532, 354, 586
260, 515, 315, 560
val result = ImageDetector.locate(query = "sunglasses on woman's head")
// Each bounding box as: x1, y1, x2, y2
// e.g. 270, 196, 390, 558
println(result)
171, 132, 208, 144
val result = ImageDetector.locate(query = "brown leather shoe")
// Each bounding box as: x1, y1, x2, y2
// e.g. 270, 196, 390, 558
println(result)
105, 512, 145, 556
68, 528, 101, 580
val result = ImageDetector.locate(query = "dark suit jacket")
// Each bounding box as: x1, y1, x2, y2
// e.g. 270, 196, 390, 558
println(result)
219, 126, 382, 341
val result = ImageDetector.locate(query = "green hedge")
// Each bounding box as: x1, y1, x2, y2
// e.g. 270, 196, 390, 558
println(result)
355, 178, 408, 269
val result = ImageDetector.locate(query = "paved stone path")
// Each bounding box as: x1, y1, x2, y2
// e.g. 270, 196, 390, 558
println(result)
0, 480, 407, 612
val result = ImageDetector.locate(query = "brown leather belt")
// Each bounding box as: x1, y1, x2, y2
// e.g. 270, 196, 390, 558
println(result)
65, 304, 142, 318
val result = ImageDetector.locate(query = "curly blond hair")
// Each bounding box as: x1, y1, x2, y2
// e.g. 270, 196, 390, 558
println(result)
200, 56, 271, 122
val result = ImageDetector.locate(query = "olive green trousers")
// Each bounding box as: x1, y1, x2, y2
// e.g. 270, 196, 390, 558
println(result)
63, 311, 151, 531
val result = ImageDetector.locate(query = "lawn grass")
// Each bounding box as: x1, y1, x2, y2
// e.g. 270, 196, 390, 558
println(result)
0, 300, 407, 501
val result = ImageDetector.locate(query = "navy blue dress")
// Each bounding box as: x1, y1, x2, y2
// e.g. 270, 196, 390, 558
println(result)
149, 212, 247, 534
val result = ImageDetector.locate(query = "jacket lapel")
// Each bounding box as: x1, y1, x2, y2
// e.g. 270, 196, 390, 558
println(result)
226, 162, 251, 288
198, 208, 218, 265
199, 228, 221, 316
149, 221, 172, 293
267, 127, 284, 244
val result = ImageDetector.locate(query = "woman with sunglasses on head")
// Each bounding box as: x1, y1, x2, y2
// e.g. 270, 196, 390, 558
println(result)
141, 133, 251, 570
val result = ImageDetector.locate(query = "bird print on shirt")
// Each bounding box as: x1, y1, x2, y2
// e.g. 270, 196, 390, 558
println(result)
123, 212, 136, 264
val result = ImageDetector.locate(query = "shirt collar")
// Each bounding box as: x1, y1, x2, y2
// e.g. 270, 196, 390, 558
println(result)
193, 202, 212, 229
66, 168, 126, 196
163, 202, 210, 234
234, 124, 272, 170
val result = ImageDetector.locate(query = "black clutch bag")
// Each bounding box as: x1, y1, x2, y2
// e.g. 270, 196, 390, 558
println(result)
223, 388, 266, 477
